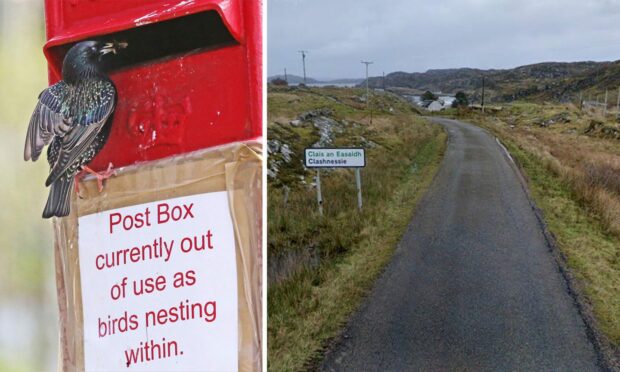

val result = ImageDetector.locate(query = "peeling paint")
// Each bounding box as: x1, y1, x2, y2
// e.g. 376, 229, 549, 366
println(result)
126, 91, 191, 154
176, 0, 196, 7
134, 11, 159, 26
134, 0, 196, 26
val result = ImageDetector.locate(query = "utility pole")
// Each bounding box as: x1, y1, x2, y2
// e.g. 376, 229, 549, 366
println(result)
382, 71, 386, 90
299, 50, 308, 85
616, 87, 620, 118
284, 68, 288, 83
361, 61, 373, 110
481, 76, 486, 113
579, 91, 583, 111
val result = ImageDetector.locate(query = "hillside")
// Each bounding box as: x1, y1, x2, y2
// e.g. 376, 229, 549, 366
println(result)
268, 74, 319, 84
368, 60, 620, 103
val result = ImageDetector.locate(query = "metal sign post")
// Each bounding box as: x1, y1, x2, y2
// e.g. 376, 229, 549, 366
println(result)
316, 169, 323, 216
305, 148, 366, 215
355, 168, 362, 211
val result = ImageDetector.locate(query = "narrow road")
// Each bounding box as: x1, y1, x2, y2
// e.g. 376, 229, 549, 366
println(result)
320, 118, 601, 371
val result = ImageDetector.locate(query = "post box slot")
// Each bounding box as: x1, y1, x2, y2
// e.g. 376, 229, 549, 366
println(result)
50, 10, 237, 73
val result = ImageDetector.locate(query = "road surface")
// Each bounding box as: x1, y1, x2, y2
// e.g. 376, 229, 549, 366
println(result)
320, 118, 601, 371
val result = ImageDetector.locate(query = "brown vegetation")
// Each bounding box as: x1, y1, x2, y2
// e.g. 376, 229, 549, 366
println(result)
446, 102, 620, 348
268, 86, 446, 370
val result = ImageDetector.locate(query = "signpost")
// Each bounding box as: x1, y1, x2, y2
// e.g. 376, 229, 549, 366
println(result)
304, 148, 366, 215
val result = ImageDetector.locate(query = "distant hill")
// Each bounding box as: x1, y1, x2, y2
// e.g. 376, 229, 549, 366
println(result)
366, 61, 620, 103
269, 74, 319, 84
325, 78, 365, 84
268, 74, 364, 85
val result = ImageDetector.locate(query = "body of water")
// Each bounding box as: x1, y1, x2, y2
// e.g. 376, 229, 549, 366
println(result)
304, 82, 359, 88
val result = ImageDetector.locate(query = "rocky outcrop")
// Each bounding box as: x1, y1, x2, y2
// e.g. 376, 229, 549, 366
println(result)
268, 139, 293, 178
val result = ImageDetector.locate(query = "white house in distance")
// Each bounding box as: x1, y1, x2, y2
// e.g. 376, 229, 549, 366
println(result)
410, 94, 455, 112
425, 100, 444, 111
420, 100, 446, 111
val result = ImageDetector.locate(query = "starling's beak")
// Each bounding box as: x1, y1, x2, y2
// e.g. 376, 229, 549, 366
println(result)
100, 41, 128, 56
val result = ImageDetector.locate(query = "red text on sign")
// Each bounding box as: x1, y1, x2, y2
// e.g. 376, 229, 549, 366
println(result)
133, 274, 167, 296
108, 202, 195, 234
98, 311, 139, 338
157, 202, 195, 224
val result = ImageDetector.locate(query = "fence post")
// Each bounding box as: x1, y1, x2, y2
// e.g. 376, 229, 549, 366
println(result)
282, 185, 290, 208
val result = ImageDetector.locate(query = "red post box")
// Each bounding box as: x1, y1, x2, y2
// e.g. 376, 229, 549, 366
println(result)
43, 0, 262, 170
43, 1, 263, 371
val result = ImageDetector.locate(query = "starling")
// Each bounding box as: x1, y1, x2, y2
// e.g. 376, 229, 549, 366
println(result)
24, 40, 127, 218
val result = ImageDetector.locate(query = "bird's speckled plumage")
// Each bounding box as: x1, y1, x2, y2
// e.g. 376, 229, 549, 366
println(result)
24, 40, 120, 218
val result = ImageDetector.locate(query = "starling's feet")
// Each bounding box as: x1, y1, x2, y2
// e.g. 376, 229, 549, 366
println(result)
73, 169, 93, 198
73, 173, 85, 198
82, 163, 117, 192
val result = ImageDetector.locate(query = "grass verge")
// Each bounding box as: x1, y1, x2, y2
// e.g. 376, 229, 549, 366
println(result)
504, 140, 620, 355
268, 128, 446, 371
444, 104, 619, 363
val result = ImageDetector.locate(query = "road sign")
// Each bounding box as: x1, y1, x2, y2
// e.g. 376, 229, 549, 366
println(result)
304, 148, 366, 214
304, 148, 366, 168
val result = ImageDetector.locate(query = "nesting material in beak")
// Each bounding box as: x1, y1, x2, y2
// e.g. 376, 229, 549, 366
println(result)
100, 41, 128, 56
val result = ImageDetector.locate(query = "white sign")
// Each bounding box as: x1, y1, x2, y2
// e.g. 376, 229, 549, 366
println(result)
78, 192, 238, 371
304, 148, 366, 168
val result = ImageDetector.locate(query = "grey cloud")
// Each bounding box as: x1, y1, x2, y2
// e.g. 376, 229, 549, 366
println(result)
268, 0, 620, 79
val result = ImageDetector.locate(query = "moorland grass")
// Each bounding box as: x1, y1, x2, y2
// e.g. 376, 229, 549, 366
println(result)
268, 86, 446, 370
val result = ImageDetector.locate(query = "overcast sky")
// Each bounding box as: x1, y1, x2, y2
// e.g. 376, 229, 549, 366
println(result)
268, 0, 620, 80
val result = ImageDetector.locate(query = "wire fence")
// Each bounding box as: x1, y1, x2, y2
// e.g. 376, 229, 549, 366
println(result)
578, 87, 618, 115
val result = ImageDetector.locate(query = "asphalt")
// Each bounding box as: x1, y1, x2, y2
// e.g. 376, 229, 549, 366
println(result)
320, 118, 602, 371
